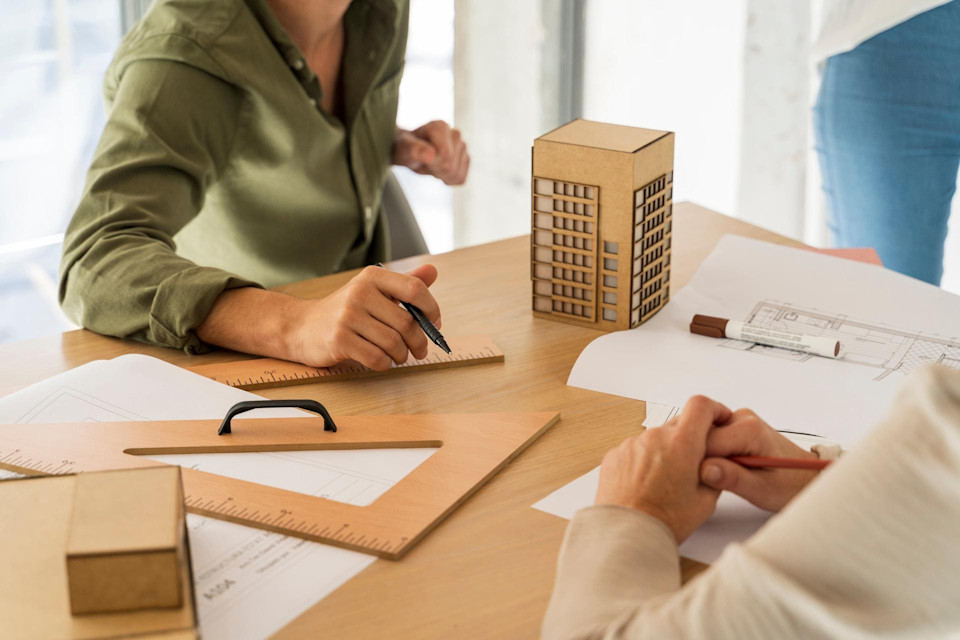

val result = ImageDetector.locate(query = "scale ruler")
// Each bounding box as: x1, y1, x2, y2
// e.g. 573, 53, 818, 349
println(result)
186, 334, 504, 390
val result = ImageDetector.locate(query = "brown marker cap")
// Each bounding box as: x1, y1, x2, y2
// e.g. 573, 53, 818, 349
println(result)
690, 314, 729, 339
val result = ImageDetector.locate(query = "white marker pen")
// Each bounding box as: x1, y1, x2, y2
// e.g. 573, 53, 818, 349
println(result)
690, 314, 841, 358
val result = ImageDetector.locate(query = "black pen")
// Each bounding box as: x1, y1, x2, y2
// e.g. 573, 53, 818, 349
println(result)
375, 262, 451, 354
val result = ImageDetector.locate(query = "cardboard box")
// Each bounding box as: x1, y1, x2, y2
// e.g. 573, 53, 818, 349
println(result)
66, 466, 186, 614
531, 119, 675, 330
0, 469, 197, 639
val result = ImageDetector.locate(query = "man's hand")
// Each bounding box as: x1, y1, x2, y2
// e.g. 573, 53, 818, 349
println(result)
595, 396, 732, 543
287, 264, 441, 370
699, 409, 819, 512
393, 121, 469, 185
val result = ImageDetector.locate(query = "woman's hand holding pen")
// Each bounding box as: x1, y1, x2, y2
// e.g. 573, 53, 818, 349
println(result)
594, 398, 824, 542
289, 264, 442, 371
699, 410, 820, 512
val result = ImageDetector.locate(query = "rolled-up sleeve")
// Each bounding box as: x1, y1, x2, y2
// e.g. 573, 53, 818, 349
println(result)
59, 49, 259, 353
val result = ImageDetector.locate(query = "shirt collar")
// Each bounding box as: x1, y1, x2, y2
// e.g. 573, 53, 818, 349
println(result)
244, 0, 400, 125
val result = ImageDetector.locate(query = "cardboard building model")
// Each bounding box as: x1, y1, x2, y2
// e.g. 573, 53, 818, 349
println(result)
531, 119, 675, 330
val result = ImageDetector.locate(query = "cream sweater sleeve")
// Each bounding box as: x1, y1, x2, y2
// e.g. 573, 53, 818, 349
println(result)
542, 366, 960, 639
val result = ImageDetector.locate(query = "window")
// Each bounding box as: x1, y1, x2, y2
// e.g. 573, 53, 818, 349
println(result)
0, 1, 123, 343
530, 176, 598, 320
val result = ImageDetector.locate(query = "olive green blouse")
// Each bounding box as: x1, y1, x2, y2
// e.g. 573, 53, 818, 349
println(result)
59, 0, 407, 353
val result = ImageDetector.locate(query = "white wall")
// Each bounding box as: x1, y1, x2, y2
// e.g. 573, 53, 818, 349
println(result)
737, 0, 811, 238
582, 0, 747, 218
395, 0, 456, 253
452, 0, 548, 248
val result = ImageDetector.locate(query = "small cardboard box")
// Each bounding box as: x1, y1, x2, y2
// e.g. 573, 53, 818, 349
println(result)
66, 466, 186, 615
0, 470, 197, 640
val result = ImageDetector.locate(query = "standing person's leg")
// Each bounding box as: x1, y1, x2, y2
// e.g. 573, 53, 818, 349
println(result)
813, 1, 960, 285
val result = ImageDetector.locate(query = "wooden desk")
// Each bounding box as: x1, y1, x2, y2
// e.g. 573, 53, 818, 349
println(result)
0, 203, 803, 638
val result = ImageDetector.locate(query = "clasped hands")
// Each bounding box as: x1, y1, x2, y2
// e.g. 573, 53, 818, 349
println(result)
595, 396, 821, 543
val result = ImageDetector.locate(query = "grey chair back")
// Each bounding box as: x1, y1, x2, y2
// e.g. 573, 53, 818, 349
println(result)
382, 170, 429, 259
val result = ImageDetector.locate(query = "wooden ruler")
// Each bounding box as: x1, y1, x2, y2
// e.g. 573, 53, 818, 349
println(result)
0, 411, 559, 559
187, 334, 504, 390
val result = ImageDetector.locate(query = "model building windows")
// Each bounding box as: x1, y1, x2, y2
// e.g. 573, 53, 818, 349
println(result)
531, 176, 600, 321
628, 172, 674, 327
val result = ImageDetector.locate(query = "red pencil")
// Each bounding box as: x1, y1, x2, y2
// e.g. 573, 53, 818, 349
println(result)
729, 455, 832, 471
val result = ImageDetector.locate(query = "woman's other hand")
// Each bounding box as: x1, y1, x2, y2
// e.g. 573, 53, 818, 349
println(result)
594, 395, 732, 543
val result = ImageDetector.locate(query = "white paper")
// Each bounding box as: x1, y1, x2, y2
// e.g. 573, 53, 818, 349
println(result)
569, 235, 960, 445
150, 447, 435, 506
641, 400, 679, 427
532, 433, 837, 564
0, 354, 435, 640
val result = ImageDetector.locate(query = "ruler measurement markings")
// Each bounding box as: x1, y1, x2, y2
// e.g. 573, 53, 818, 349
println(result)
187, 335, 503, 390
185, 499, 389, 554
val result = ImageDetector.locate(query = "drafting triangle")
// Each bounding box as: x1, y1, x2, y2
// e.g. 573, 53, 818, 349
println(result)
0, 411, 559, 559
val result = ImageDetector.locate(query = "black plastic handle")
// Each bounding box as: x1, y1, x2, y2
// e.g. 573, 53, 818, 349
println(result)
218, 399, 338, 436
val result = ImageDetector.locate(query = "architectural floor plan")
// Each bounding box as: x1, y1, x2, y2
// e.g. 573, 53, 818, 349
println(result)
723, 300, 960, 380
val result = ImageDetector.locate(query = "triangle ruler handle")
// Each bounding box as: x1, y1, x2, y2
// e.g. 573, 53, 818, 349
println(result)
0, 409, 559, 559
186, 334, 504, 390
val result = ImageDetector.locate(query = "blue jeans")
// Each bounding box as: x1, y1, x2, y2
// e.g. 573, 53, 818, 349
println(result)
813, 0, 960, 285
